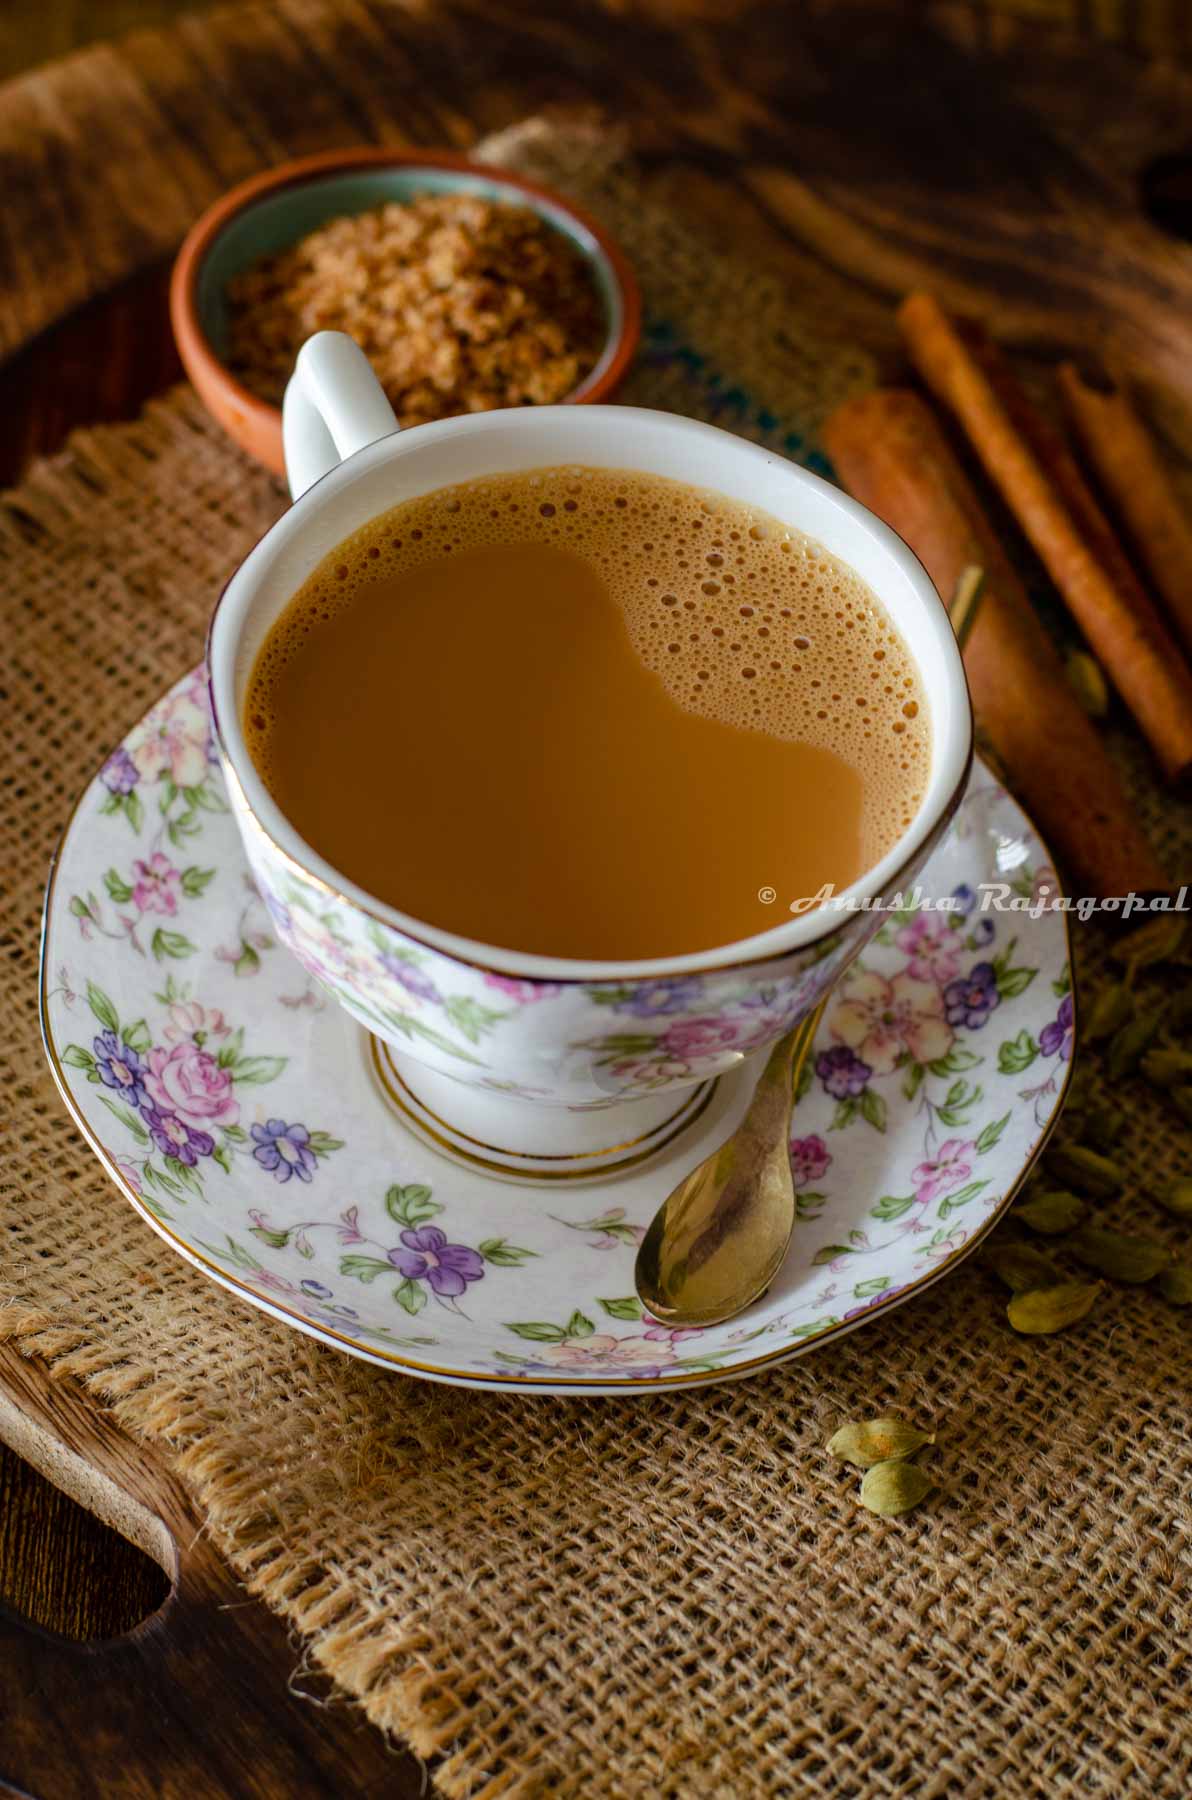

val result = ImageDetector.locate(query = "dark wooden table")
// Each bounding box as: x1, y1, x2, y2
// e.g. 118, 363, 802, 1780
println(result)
3, 2, 1192, 1793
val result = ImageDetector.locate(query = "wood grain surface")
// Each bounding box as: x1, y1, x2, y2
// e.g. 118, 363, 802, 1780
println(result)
4, 2, 1192, 1794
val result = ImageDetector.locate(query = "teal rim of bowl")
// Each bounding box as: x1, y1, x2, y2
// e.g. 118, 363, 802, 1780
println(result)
195, 165, 624, 394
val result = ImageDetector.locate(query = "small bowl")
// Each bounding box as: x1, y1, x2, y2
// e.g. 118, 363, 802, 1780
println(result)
170, 147, 642, 475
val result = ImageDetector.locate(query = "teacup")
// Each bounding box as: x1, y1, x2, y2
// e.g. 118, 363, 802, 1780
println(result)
208, 331, 972, 1177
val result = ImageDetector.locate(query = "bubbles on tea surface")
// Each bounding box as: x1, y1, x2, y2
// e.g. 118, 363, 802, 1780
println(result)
246, 466, 930, 867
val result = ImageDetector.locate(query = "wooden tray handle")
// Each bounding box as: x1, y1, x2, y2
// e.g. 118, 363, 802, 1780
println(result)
0, 1349, 415, 1798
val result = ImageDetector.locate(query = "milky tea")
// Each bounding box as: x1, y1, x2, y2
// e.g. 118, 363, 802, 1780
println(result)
245, 467, 929, 959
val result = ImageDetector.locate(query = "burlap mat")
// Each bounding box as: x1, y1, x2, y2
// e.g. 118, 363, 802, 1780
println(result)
2, 114, 1190, 1798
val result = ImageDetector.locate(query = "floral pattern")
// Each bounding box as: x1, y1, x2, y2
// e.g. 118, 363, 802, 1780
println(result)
44, 671, 1074, 1391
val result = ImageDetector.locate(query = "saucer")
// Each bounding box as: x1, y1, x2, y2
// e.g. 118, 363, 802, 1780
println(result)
41, 667, 1074, 1394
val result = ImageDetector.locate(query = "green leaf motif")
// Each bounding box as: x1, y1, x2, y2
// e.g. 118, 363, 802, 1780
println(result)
812, 1243, 854, 1266
830, 1097, 857, 1132
794, 1056, 814, 1103
795, 1191, 827, 1218
69, 895, 92, 919
251, 1223, 292, 1250
164, 1155, 204, 1197
859, 1087, 887, 1133
211, 1141, 233, 1176
997, 1031, 1038, 1075
506, 1322, 568, 1343
217, 1027, 245, 1069
394, 1278, 428, 1316
222, 1122, 248, 1143
928, 1048, 982, 1075
871, 1193, 914, 1222
233, 1055, 287, 1086
151, 928, 196, 962
306, 1131, 344, 1157
597, 1296, 644, 1321
566, 1310, 595, 1339
180, 866, 216, 899
902, 1061, 926, 1101
104, 868, 133, 903
441, 996, 510, 1043
1052, 963, 1072, 997
339, 1253, 393, 1283
477, 1239, 538, 1268
385, 1183, 441, 1229
61, 1044, 95, 1071
119, 1022, 150, 1057
938, 1178, 988, 1218
234, 942, 261, 978
997, 966, 1037, 1000
124, 790, 144, 833
98, 792, 121, 817
98, 1093, 148, 1144
87, 981, 119, 1033
853, 1275, 891, 1298
975, 1112, 1011, 1154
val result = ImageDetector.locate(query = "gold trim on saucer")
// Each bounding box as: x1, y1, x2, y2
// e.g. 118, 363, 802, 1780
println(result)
369, 1035, 718, 1181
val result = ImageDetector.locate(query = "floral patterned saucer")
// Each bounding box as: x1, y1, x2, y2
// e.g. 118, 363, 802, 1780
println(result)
41, 668, 1075, 1394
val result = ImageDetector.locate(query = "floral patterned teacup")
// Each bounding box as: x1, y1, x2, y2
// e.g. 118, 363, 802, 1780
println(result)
208, 332, 971, 1174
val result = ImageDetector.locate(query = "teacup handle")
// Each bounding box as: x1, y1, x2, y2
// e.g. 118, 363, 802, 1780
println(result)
282, 330, 399, 501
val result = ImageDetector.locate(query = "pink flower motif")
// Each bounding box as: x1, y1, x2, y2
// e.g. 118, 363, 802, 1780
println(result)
129, 687, 210, 789
609, 1056, 693, 1089
830, 968, 953, 1076
789, 1133, 831, 1188
641, 1319, 704, 1345
144, 1043, 239, 1130
337, 1206, 365, 1245
660, 1015, 747, 1064
131, 852, 182, 916
163, 999, 230, 1043
114, 1156, 142, 1196
251, 1268, 300, 1296
483, 974, 564, 1003
911, 1138, 976, 1205
542, 1333, 667, 1369
895, 913, 964, 984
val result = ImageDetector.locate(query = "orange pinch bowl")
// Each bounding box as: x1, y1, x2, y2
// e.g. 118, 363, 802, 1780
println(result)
169, 146, 642, 476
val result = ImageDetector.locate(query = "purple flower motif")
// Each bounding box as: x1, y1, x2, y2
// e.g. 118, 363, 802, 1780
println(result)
943, 961, 1001, 1029
93, 1030, 148, 1107
101, 748, 139, 796
816, 1044, 872, 1099
378, 953, 441, 1003
262, 892, 293, 937
950, 883, 977, 916
1039, 993, 1074, 1062
251, 1119, 317, 1183
140, 1102, 214, 1166
612, 978, 705, 1017
299, 1279, 334, 1300
969, 918, 996, 948
388, 1226, 484, 1298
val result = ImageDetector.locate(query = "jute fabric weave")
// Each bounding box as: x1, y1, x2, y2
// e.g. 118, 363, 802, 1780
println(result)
1, 91, 1190, 1800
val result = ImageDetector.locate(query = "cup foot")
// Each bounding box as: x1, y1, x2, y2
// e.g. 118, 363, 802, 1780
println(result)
368, 1036, 727, 1183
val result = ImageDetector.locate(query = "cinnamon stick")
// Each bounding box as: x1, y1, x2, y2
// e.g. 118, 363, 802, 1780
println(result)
898, 292, 1192, 783
1058, 360, 1192, 661
824, 387, 1167, 896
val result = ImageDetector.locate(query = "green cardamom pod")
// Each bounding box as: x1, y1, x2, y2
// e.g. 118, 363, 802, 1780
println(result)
1158, 1263, 1192, 1306
1085, 983, 1134, 1043
1140, 1047, 1192, 1089
1043, 1145, 1123, 1200
1112, 914, 1188, 971
1064, 648, 1110, 718
826, 1417, 934, 1468
1158, 1178, 1192, 1220
1068, 1226, 1170, 1284
1007, 1280, 1101, 1335
1105, 1009, 1166, 1080
987, 1242, 1059, 1293
1169, 1088, 1192, 1127
1080, 1103, 1127, 1155
858, 1459, 934, 1517
1016, 1190, 1086, 1235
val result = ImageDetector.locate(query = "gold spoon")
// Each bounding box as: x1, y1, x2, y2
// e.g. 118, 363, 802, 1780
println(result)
635, 1003, 825, 1327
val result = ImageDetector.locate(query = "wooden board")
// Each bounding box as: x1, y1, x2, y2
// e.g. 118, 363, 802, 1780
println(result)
0, 1345, 420, 1798
5, 2, 1192, 1793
